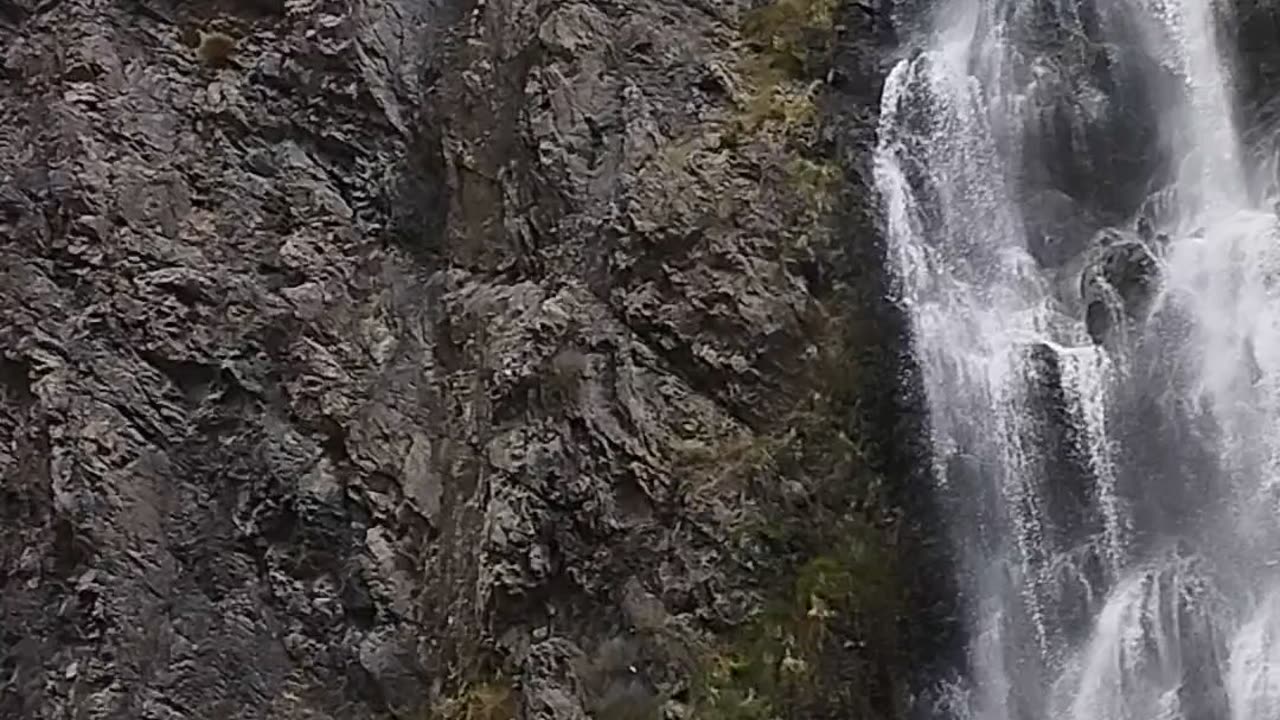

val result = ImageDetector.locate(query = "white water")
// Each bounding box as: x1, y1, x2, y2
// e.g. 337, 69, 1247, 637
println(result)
875, 1, 1280, 718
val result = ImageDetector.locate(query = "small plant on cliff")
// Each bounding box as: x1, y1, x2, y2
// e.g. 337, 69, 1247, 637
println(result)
691, 516, 903, 719
787, 157, 841, 213
197, 31, 237, 67
434, 680, 517, 720
732, 0, 836, 138
674, 431, 789, 499
737, 78, 821, 136
681, 290, 908, 718
743, 0, 838, 79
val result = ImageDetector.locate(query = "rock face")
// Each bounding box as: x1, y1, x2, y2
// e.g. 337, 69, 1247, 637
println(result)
1, 0, 927, 718
1080, 231, 1162, 346
1236, 0, 1280, 117
1, 0, 451, 715
1080, 234, 1163, 345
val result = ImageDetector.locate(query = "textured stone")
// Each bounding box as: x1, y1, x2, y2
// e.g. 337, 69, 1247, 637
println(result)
0, 0, 899, 717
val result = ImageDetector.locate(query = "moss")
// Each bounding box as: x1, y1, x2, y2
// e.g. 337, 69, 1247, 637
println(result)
733, 0, 836, 141
742, 0, 838, 80
691, 512, 905, 718
723, 0, 841, 267
674, 431, 789, 495
795, 525, 901, 635
659, 5, 905, 711
433, 680, 517, 720
786, 157, 841, 212
736, 70, 821, 137
682, 290, 909, 719
639, 0, 838, 260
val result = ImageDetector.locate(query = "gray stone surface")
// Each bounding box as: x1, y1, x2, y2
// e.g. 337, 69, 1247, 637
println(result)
0, 0, 895, 717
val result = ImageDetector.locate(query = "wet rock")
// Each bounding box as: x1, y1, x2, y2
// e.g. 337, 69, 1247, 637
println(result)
1235, 0, 1280, 118
1023, 188, 1099, 269
1022, 342, 1097, 543
1010, 12, 1174, 222
1080, 231, 1162, 345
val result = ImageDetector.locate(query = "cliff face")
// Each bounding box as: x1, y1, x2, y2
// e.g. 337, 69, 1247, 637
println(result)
0, 0, 925, 718
1, 0, 448, 715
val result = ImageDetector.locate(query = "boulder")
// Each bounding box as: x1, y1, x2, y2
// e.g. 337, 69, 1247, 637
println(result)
1023, 188, 1099, 269
1080, 231, 1162, 345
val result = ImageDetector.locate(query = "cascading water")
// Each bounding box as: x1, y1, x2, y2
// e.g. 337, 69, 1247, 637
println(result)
875, 0, 1280, 718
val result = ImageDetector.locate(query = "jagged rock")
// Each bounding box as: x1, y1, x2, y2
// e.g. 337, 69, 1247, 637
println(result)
0, 0, 906, 719
1080, 231, 1162, 345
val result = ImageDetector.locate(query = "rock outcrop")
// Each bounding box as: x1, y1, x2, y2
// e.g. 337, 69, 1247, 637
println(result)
1, 0, 927, 718
1080, 231, 1162, 346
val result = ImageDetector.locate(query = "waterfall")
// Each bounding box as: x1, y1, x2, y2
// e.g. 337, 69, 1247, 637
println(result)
874, 0, 1280, 718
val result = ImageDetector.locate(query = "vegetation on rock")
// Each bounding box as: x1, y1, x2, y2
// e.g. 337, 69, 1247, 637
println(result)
683, 300, 908, 719
640, 2, 912, 717
433, 680, 517, 720
196, 30, 237, 67
743, 0, 839, 78
735, 0, 843, 259
422, 0, 910, 718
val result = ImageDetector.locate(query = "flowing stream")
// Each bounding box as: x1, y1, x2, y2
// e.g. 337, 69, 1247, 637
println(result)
874, 1, 1280, 718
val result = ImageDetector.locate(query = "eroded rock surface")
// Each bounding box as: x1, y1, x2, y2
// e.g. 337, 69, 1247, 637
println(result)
2, 0, 916, 718
1080, 231, 1162, 346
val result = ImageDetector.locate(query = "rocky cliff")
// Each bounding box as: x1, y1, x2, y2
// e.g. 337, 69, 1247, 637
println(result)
0, 0, 949, 717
